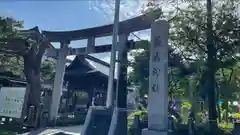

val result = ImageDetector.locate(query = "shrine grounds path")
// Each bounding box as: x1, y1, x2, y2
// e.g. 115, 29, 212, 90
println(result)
20, 125, 83, 135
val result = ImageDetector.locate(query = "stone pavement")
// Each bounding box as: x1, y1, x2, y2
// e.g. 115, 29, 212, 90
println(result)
20, 125, 83, 135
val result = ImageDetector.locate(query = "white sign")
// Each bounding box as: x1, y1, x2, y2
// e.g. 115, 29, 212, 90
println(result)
0, 87, 26, 118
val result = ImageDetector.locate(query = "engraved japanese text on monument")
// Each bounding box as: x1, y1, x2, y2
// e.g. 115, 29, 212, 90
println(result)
150, 35, 162, 92
153, 52, 160, 62
151, 84, 159, 92
152, 68, 160, 77
154, 36, 162, 47
152, 36, 161, 62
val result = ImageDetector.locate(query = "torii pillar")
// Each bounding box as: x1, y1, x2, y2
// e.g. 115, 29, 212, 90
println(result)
142, 20, 169, 135
49, 40, 70, 125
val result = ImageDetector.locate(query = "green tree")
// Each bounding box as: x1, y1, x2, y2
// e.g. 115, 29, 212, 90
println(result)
0, 17, 24, 76
129, 40, 191, 98
215, 63, 240, 122
41, 60, 56, 82
0, 16, 51, 126
130, 0, 240, 132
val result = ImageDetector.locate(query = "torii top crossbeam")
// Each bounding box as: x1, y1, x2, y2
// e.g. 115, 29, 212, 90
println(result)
41, 9, 161, 42
12, 9, 162, 66
41, 9, 162, 64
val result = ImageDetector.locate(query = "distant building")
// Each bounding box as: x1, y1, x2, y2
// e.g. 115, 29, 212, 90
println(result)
63, 55, 137, 112
63, 55, 117, 111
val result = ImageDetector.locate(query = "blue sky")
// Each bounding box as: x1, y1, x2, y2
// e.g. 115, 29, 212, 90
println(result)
0, 1, 112, 57
0, 1, 106, 30
0, 0, 148, 75
0, 1, 115, 73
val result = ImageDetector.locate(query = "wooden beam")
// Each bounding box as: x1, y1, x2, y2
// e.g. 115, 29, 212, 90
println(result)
41, 9, 161, 42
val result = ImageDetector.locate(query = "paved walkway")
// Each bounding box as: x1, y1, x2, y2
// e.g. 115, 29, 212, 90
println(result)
20, 125, 83, 135
55, 125, 83, 134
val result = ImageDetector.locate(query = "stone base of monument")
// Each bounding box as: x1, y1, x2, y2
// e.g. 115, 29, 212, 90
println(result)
107, 108, 128, 135
142, 129, 168, 135
81, 106, 113, 135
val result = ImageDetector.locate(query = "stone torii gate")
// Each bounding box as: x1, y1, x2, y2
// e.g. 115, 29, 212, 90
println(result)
43, 10, 169, 135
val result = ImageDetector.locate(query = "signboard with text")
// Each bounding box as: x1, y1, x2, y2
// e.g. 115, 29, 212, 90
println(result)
0, 87, 26, 118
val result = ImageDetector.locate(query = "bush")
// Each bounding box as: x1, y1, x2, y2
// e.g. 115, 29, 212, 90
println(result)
195, 112, 203, 124
127, 110, 233, 135
231, 112, 240, 119
127, 109, 147, 135
218, 122, 233, 133
194, 121, 233, 135
181, 101, 191, 123
127, 109, 183, 135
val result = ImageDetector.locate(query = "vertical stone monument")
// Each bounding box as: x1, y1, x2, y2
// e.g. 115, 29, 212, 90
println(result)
142, 20, 169, 135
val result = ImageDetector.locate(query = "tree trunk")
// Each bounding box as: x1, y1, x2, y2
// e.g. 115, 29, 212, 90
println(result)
28, 74, 41, 108
224, 100, 229, 123
226, 107, 229, 123
206, 0, 218, 133
2, 30, 49, 128
216, 86, 221, 122
22, 84, 31, 122
217, 102, 221, 122
23, 55, 42, 127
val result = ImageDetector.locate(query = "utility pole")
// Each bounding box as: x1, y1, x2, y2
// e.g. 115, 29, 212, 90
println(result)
106, 0, 121, 108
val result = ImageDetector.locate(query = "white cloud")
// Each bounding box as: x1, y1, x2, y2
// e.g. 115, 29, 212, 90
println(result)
89, 0, 146, 22
66, 0, 157, 76
89, 0, 154, 45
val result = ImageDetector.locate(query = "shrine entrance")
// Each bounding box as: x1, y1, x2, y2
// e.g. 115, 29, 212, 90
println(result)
41, 9, 169, 135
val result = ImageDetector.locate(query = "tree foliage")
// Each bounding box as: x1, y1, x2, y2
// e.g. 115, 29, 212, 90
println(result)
0, 16, 55, 82
0, 16, 55, 126
129, 0, 240, 100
